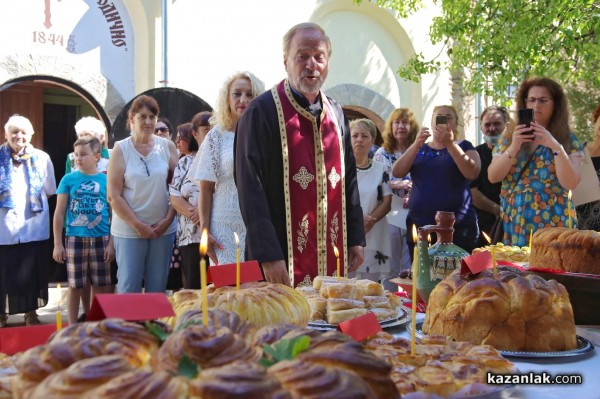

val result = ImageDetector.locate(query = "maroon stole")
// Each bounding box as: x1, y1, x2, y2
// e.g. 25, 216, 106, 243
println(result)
272, 79, 348, 287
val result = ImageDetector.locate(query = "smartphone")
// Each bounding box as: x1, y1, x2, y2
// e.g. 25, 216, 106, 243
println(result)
518, 108, 534, 136
435, 115, 448, 125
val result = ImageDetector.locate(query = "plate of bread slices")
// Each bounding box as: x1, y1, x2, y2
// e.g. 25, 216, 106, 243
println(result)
296, 276, 411, 330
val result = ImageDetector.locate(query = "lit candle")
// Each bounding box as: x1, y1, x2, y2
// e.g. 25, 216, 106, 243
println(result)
199, 228, 209, 326
333, 246, 340, 281
411, 225, 419, 356
482, 231, 496, 274
567, 190, 573, 228
529, 229, 533, 251
234, 232, 240, 290
56, 283, 62, 331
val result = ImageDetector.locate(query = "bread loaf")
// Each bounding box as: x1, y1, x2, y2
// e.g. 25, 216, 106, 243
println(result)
189, 361, 290, 399
28, 355, 135, 399
423, 268, 577, 351
84, 370, 188, 399
268, 359, 376, 399
298, 343, 400, 399
210, 282, 311, 328
153, 325, 261, 373
529, 227, 600, 274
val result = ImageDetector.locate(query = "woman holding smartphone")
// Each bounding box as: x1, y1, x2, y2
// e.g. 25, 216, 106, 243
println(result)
392, 105, 481, 256
488, 77, 583, 246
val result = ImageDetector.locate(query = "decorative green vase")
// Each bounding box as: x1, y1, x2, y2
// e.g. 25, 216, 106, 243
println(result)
415, 211, 469, 303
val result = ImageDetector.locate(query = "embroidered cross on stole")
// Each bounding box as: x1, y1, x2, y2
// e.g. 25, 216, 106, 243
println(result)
272, 79, 348, 286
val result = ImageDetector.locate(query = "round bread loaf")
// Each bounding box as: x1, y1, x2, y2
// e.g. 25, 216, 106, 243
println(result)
210, 282, 311, 328
422, 268, 577, 352
529, 227, 600, 274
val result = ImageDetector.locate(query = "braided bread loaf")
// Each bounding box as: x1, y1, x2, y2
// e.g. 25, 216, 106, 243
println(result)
153, 324, 261, 373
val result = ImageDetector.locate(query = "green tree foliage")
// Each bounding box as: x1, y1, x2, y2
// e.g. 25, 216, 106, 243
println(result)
355, 0, 600, 140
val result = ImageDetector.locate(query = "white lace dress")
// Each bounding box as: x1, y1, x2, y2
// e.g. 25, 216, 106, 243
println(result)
195, 126, 246, 265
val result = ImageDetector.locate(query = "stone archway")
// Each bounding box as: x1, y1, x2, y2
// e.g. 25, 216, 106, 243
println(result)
0, 53, 125, 122
326, 83, 396, 132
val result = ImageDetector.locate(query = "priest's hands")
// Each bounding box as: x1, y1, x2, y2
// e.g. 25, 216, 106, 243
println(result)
348, 245, 365, 272
262, 260, 291, 286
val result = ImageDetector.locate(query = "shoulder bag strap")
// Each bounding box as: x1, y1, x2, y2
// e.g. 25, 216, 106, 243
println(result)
506, 150, 537, 196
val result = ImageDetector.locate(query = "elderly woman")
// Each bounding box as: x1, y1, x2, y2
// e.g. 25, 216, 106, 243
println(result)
488, 77, 583, 245
348, 119, 392, 283
66, 116, 110, 174
196, 72, 263, 264
107, 95, 179, 293
0, 115, 57, 327
393, 105, 481, 255
374, 108, 421, 286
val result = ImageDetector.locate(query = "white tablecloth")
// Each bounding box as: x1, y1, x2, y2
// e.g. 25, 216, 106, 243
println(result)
390, 314, 600, 399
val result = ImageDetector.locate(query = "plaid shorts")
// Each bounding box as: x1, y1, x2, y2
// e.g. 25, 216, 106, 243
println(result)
65, 236, 112, 289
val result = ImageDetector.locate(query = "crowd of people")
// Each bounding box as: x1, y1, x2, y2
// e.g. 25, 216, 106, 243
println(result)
1, 22, 598, 327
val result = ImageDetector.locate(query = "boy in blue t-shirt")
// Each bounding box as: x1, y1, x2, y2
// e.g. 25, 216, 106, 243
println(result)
53, 137, 114, 325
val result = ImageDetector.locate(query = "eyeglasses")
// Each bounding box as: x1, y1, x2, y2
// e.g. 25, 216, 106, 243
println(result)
139, 157, 150, 176
525, 97, 553, 105
155, 127, 170, 133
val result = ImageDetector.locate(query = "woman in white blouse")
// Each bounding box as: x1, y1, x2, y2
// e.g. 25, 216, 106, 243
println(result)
196, 72, 263, 265
348, 118, 392, 283
0, 115, 56, 326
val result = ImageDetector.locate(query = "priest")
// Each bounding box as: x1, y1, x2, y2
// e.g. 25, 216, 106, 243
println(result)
235, 22, 365, 287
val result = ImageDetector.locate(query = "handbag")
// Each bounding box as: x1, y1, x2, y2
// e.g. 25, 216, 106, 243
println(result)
572, 146, 600, 206
489, 217, 504, 244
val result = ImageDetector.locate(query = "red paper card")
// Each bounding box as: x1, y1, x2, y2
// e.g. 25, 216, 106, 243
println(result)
461, 251, 493, 275
87, 293, 174, 322
337, 311, 382, 341
0, 324, 62, 355
207, 260, 264, 287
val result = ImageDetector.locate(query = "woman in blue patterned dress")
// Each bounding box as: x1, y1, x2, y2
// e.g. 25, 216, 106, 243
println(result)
488, 77, 584, 246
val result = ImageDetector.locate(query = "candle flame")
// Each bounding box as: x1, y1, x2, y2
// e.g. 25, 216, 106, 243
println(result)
568, 190, 572, 200
333, 246, 339, 258
482, 231, 492, 244
234, 232, 239, 246
200, 228, 208, 255
412, 225, 418, 243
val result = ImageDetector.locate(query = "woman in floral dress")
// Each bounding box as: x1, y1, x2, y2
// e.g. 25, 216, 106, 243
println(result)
489, 77, 584, 246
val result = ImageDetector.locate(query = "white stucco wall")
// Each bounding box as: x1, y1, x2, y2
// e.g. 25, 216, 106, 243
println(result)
0, 0, 466, 136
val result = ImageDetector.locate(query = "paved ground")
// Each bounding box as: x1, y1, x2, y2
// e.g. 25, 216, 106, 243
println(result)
3, 283, 74, 328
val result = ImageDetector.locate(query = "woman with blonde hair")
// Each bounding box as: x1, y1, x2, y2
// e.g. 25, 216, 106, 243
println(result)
196, 71, 263, 264
374, 108, 422, 287
393, 105, 481, 255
